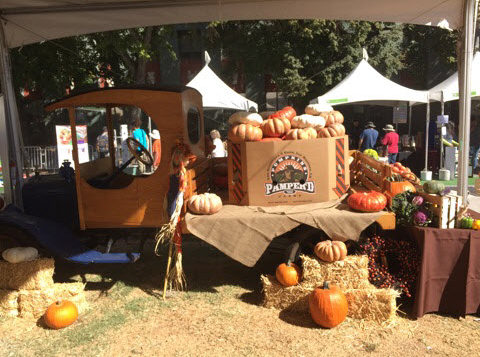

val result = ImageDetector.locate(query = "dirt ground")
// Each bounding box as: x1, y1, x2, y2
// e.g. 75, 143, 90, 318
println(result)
1, 237, 480, 357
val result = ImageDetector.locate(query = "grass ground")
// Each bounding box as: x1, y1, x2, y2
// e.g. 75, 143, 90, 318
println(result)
1, 238, 480, 356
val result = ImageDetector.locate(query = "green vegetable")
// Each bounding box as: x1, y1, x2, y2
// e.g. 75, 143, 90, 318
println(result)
363, 149, 379, 160
423, 180, 445, 195
460, 216, 474, 229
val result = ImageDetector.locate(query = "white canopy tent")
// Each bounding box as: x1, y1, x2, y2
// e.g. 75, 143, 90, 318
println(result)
186, 54, 258, 111
0, 0, 476, 206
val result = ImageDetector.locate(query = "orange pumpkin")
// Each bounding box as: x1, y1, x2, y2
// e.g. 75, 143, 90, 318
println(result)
332, 111, 344, 124
347, 191, 387, 212
187, 193, 223, 215
285, 127, 317, 140
228, 124, 263, 143
317, 123, 346, 138
44, 300, 78, 329
269, 106, 297, 121
319, 111, 336, 126
385, 181, 416, 198
275, 262, 302, 287
314, 240, 347, 262
261, 117, 291, 137
309, 282, 348, 328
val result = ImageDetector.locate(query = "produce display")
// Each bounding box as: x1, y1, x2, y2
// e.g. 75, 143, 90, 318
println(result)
187, 193, 223, 215
385, 181, 416, 198
228, 123, 263, 143
260, 117, 291, 137
2, 247, 38, 263
317, 122, 346, 138
44, 300, 79, 329
275, 262, 302, 287
314, 240, 347, 263
291, 114, 326, 130
347, 191, 387, 212
269, 106, 297, 121
285, 127, 317, 140
304, 103, 333, 115
363, 149, 379, 160
308, 281, 348, 328
228, 111, 263, 126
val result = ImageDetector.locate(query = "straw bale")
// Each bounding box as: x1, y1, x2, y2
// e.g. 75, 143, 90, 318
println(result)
345, 288, 399, 323
0, 289, 19, 317
0, 258, 54, 290
301, 255, 370, 290
18, 282, 88, 319
261, 275, 312, 312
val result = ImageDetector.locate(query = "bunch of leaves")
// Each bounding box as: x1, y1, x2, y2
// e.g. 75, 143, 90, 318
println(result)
391, 191, 432, 227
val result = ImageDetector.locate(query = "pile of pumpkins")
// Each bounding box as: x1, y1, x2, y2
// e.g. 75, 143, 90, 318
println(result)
228, 104, 346, 143
275, 240, 348, 329
389, 162, 420, 185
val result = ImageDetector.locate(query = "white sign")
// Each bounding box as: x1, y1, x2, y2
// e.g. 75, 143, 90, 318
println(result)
393, 105, 408, 124
55, 125, 89, 168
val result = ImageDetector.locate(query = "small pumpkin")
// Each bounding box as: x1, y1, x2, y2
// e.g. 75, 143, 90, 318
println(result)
285, 127, 317, 140
2, 247, 38, 263
423, 180, 445, 195
291, 114, 326, 130
473, 220, 480, 230
228, 124, 263, 143
304, 103, 334, 116
314, 240, 347, 263
402, 172, 420, 184
386, 181, 416, 198
276, 262, 302, 287
347, 191, 387, 212
261, 117, 291, 137
187, 193, 223, 215
309, 281, 348, 328
228, 111, 263, 126
332, 111, 344, 124
317, 123, 345, 138
44, 300, 78, 329
269, 106, 297, 121
319, 111, 336, 126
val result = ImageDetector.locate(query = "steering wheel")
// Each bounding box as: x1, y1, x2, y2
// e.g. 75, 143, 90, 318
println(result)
126, 137, 154, 166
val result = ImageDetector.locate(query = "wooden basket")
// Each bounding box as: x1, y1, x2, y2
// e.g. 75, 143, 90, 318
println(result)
350, 150, 393, 192
418, 192, 463, 229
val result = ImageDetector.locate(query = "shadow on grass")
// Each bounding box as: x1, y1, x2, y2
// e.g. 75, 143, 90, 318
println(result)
278, 309, 317, 328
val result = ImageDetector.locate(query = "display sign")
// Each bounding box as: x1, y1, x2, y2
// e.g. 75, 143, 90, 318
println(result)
55, 125, 89, 168
393, 105, 408, 124
437, 115, 449, 125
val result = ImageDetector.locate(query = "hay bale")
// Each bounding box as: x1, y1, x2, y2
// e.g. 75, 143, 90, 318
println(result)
301, 255, 370, 289
18, 282, 88, 319
0, 258, 54, 290
261, 275, 311, 312
0, 290, 19, 317
345, 288, 399, 323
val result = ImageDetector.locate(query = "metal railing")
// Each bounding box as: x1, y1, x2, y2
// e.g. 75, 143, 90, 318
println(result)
23, 145, 93, 172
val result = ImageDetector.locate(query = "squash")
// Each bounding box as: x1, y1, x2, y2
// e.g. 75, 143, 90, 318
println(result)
317, 123, 345, 138
2, 247, 38, 263
187, 193, 223, 215
285, 127, 317, 140
44, 300, 78, 329
347, 191, 387, 212
228, 111, 263, 126
228, 124, 263, 143
314, 240, 347, 263
332, 111, 344, 124
423, 180, 445, 195
261, 117, 291, 137
385, 181, 416, 198
291, 114, 326, 130
269, 106, 297, 121
309, 281, 348, 328
275, 262, 302, 287
304, 103, 334, 115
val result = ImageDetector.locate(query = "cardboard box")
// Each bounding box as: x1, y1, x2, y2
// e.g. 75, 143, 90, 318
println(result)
228, 136, 350, 206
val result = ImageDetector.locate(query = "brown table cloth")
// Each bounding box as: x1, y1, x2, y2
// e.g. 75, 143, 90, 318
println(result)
411, 227, 480, 318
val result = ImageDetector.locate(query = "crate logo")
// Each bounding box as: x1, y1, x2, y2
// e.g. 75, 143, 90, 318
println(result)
265, 153, 315, 195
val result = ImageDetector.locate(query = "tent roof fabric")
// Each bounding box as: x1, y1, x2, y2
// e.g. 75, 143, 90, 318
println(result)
0, 0, 463, 48
187, 65, 258, 111
311, 59, 429, 106
429, 52, 480, 102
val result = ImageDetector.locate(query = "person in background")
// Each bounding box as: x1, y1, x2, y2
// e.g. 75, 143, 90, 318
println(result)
131, 118, 148, 174
358, 121, 378, 151
96, 126, 110, 158
149, 129, 161, 171
210, 129, 226, 158
350, 119, 362, 149
381, 124, 399, 164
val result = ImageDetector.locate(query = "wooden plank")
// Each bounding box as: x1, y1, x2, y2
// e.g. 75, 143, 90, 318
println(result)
361, 176, 382, 192
362, 166, 384, 186
106, 105, 116, 171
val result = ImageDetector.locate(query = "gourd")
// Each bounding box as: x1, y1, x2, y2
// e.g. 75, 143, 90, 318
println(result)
317, 123, 346, 138
44, 300, 78, 329
291, 114, 326, 130
228, 124, 263, 143
347, 191, 387, 212
304, 103, 333, 115
314, 240, 347, 263
318, 111, 344, 126
269, 106, 297, 121
228, 111, 263, 126
187, 193, 223, 215
275, 262, 302, 287
423, 180, 445, 195
309, 281, 348, 328
260, 117, 291, 137
386, 181, 416, 198
2, 247, 38, 263
285, 128, 317, 140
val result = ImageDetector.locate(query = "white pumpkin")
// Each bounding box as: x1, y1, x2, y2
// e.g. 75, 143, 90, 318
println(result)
228, 112, 263, 127
291, 114, 326, 130
187, 193, 223, 215
2, 247, 38, 263
305, 103, 334, 115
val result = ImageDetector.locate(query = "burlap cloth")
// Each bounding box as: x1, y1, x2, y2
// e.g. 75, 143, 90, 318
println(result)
185, 198, 383, 267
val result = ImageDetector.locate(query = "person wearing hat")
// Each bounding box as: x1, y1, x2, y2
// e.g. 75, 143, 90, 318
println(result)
149, 129, 161, 170
381, 124, 399, 164
358, 121, 379, 152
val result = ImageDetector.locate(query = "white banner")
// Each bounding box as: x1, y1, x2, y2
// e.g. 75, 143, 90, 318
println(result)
56, 125, 89, 168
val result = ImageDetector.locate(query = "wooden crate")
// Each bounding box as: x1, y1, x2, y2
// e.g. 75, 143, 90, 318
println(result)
350, 150, 393, 192
419, 192, 463, 229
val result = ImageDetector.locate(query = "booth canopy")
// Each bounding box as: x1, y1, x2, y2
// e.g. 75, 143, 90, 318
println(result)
186, 63, 258, 111
311, 59, 429, 106
0, 0, 463, 49
429, 52, 480, 102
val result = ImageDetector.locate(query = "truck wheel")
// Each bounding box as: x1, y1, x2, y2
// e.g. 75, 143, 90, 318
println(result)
0, 224, 39, 254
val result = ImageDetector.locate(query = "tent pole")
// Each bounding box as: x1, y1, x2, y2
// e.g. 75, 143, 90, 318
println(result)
408, 104, 412, 137
424, 101, 430, 171
457, 0, 477, 201
0, 19, 24, 207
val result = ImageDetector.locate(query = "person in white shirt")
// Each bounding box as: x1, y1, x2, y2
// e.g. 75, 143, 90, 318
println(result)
210, 129, 226, 158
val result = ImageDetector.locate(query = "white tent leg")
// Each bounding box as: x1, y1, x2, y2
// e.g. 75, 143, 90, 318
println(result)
457, 0, 477, 201
0, 19, 24, 207
424, 102, 430, 171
